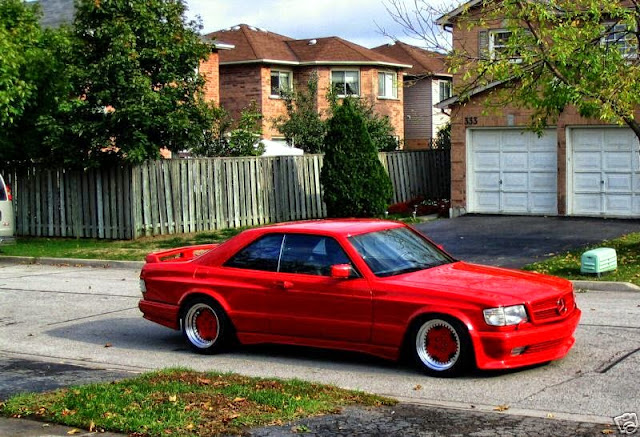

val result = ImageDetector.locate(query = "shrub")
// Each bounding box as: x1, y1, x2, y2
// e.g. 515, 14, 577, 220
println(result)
320, 98, 393, 218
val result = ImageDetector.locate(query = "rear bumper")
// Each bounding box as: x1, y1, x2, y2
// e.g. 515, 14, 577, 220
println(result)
474, 309, 581, 370
139, 299, 180, 330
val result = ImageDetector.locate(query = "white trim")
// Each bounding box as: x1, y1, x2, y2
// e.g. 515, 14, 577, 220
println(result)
220, 59, 412, 68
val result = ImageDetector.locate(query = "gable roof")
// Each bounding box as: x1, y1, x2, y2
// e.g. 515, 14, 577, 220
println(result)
371, 41, 450, 77
436, 0, 484, 27
205, 24, 411, 68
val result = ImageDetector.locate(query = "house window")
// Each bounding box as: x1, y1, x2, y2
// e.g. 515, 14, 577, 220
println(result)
270, 70, 292, 97
489, 29, 520, 62
378, 71, 398, 99
603, 23, 637, 58
331, 70, 360, 96
439, 80, 452, 102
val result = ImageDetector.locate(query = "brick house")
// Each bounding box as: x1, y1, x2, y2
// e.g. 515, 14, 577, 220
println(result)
371, 41, 451, 150
437, 0, 640, 218
204, 24, 410, 143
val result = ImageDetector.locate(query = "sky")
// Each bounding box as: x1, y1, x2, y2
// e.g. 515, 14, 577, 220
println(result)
184, 0, 456, 49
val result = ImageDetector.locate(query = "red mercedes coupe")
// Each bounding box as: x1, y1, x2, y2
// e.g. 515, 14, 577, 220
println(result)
139, 219, 580, 376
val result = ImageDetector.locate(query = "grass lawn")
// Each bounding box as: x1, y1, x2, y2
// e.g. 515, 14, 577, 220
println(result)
0, 368, 395, 436
0, 228, 245, 261
523, 232, 640, 286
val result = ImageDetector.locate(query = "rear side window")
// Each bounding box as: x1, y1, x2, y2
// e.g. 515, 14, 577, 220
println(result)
0, 177, 6, 201
224, 234, 284, 272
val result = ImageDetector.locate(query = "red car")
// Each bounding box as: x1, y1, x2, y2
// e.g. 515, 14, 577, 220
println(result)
139, 219, 580, 376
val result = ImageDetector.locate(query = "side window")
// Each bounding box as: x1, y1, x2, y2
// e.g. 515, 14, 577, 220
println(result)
224, 234, 284, 272
280, 234, 352, 276
0, 177, 6, 202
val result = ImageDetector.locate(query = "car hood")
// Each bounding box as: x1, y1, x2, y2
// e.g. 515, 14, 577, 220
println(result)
378, 261, 572, 304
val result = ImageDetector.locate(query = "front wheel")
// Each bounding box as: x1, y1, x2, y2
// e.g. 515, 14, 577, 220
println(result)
181, 298, 228, 354
412, 317, 472, 377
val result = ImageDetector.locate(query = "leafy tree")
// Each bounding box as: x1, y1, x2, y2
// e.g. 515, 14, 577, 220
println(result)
321, 98, 393, 218
273, 73, 326, 153
0, 0, 75, 163
385, 0, 640, 141
434, 121, 450, 149
191, 101, 264, 157
62, 0, 217, 166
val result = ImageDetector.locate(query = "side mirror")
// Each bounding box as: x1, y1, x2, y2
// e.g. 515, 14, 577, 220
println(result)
330, 264, 352, 279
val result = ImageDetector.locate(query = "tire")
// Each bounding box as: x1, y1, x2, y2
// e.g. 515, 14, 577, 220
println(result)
181, 297, 228, 354
411, 316, 472, 377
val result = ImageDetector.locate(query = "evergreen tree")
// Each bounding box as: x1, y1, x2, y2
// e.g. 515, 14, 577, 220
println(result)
321, 98, 393, 218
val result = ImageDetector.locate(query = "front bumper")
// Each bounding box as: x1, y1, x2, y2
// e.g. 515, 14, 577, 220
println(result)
473, 308, 581, 370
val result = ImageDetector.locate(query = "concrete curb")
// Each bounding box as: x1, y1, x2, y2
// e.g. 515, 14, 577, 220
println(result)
571, 280, 640, 292
0, 417, 125, 436
0, 256, 143, 270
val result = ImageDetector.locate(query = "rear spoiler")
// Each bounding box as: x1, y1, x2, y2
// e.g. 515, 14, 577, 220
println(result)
145, 244, 219, 264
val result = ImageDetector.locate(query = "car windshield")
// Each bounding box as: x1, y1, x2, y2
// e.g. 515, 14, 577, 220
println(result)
349, 227, 452, 277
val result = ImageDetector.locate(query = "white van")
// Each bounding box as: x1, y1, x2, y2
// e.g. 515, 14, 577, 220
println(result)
0, 174, 15, 244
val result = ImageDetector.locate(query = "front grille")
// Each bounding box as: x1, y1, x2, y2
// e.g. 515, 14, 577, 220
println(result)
531, 291, 574, 323
526, 338, 565, 354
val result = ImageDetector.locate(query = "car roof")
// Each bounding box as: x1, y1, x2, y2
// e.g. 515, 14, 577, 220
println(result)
255, 219, 406, 237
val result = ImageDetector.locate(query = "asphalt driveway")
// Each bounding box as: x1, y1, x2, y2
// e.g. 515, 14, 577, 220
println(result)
414, 215, 640, 268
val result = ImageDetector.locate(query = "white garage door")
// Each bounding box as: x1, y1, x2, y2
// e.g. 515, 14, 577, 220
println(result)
569, 127, 640, 217
469, 129, 557, 214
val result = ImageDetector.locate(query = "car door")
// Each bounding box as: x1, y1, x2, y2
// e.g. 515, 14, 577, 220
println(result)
195, 233, 284, 334
267, 233, 373, 344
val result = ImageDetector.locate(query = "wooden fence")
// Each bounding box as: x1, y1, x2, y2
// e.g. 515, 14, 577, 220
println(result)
2, 149, 450, 239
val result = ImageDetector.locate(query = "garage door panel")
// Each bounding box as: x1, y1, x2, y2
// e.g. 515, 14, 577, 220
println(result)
574, 194, 602, 214
474, 152, 500, 171
531, 193, 557, 212
475, 192, 500, 212
634, 198, 640, 214
603, 152, 633, 171
606, 174, 633, 192
502, 172, 528, 191
501, 193, 529, 211
530, 152, 555, 170
530, 173, 556, 191
603, 129, 635, 150
501, 152, 527, 170
605, 195, 633, 215
574, 152, 602, 171
574, 173, 602, 192
573, 130, 603, 150
501, 131, 528, 150
475, 172, 500, 190
473, 132, 501, 151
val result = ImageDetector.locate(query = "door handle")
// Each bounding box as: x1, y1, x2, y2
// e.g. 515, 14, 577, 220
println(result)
275, 280, 293, 289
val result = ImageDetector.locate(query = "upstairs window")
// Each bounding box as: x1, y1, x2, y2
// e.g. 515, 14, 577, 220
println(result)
439, 80, 452, 102
270, 70, 292, 97
603, 23, 637, 58
378, 71, 398, 99
331, 70, 360, 96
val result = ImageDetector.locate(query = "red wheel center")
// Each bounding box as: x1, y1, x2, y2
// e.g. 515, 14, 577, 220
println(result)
425, 326, 458, 363
195, 309, 218, 341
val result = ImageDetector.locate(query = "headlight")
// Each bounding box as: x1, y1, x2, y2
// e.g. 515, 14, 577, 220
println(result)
483, 305, 528, 326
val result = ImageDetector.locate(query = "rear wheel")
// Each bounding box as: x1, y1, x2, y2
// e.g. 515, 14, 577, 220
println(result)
181, 298, 228, 354
412, 317, 471, 377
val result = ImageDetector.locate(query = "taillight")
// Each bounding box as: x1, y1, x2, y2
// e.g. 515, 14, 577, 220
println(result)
5, 184, 11, 201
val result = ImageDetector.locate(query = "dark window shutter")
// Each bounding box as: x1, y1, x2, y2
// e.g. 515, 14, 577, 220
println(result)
478, 30, 489, 60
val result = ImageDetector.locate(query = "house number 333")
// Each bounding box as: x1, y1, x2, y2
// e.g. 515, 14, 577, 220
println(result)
464, 117, 478, 126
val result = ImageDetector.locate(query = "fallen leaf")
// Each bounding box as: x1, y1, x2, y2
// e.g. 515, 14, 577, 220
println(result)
494, 404, 509, 411
168, 395, 177, 402
546, 413, 554, 419
104, 343, 112, 348
413, 384, 422, 391
232, 397, 246, 403
67, 429, 82, 435
89, 421, 96, 432
602, 429, 615, 434
197, 377, 211, 385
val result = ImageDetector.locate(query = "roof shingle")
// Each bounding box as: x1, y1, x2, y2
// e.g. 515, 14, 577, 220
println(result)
371, 41, 449, 76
